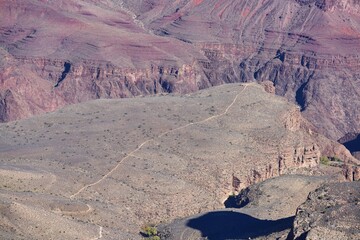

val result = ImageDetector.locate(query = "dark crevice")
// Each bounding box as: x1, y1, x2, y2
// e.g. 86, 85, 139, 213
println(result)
96, 68, 101, 79
154, 28, 170, 36
153, 80, 157, 94
275, 50, 286, 62
175, 37, 192, 43
54, 62, 71, 87
295, 81, 308, 111
254, 69, 261, 80
159, 79, 173, 93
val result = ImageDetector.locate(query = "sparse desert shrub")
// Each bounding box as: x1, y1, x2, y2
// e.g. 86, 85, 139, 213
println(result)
141, 225, 160, 239
320, 156, 330, 165
320, 156, 343, 166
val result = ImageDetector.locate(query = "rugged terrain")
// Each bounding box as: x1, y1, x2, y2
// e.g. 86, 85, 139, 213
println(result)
290, 181, 360, 240
1, 0, 359, 149
0, 83, 353, 239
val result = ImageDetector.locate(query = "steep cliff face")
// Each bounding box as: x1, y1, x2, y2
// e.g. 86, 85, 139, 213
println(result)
237, 144, 320, 190
0, 58, 209, 121
18, 57, 203, 99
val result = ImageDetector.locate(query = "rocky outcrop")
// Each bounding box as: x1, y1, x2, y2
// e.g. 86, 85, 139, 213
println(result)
236, 144, 321, 191
343, 164, 360, 181
15, 57, 203, 95
223, 102, 325, 194
260, 80, 276, 94
289, 181, 360, 240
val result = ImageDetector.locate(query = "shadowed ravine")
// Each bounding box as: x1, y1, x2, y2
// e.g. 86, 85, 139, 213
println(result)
342, 134, 360, 153
54, 62, 71, 88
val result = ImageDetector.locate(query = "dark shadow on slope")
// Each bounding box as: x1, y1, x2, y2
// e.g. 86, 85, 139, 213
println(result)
341, 134, 360, 153
54, 62, 71, 87
224, 195, 249, 209
224, 195, 239, 208
187, 211, 294, 240
295, 81, 307, 111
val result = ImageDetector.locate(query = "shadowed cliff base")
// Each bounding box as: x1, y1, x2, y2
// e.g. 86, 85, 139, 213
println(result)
342, 134, 360, 153
186, 211, 294, 240
339, 133, 360, 159
224, 195, 241, 208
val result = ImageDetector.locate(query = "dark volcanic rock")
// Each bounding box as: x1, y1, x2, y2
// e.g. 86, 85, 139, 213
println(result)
289, 181, 360, 240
